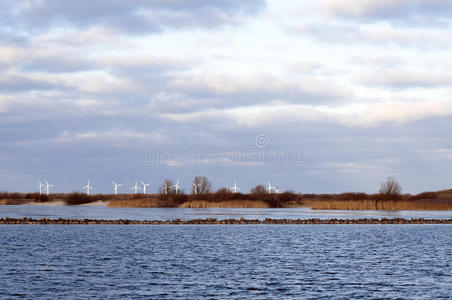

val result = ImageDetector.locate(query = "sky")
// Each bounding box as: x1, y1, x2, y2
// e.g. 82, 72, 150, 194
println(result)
1, 0, 452, 194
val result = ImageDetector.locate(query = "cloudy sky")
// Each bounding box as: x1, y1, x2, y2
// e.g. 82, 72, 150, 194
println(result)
1, 0, 452, 194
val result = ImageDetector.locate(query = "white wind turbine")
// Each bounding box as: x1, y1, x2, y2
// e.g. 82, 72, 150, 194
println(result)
112, 181, 122, 195
83, 180, 93, 196
38, 180, 45, 195
163, 180, 169, 194
267, 181, 275, 194
171, 179, 180, 194
192, 181, 201, 194
140, 181, 151, 194
231, 180, 240, 193
131, 181, 141, 194
44, 179, 54, 196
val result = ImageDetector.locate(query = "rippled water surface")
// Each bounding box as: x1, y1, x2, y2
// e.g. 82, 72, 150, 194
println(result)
1, 205, 452, 220
1, 225, 451, 299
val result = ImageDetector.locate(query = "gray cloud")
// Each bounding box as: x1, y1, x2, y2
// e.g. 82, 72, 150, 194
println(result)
2, 98, 452, 194
359, 69, 452, 89
0, 75, 59, 92
2, 0, 266, 34
19, 54, 96, 74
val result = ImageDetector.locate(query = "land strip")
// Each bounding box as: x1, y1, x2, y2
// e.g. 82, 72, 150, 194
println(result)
1, 217, 451, 225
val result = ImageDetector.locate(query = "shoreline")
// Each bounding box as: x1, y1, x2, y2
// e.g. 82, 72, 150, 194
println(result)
3, 190, 452, 210
1, 217, 451, 225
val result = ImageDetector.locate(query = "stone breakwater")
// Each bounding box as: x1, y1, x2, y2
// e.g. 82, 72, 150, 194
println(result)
1, 217, 452, 225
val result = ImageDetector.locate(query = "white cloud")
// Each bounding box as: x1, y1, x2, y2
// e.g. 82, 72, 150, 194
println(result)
343, 101, 452, 126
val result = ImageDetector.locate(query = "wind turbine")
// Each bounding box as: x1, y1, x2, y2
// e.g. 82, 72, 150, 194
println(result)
171, 179, 180, 194
83, 180, 93, 196
267, 181, 274, 194
163, 180, 169, 194
38, 180, 45, 195
131, 181, 141, 194
140, 181, 151, 194
44, 179, 54, 196
192, 181, 201, 194
231, 180, 240, 193
112, 181, 122, 195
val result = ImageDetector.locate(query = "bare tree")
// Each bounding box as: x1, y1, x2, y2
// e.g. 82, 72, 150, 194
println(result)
250, 185, 266, 194
216, 186, 232, 194
192, 176, 212, 194
379, 177, 402, 200
159, 179, 174, 195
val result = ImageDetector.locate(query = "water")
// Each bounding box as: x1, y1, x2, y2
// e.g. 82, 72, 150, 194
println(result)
0, 225, 451, 298
1, 205, 452, 220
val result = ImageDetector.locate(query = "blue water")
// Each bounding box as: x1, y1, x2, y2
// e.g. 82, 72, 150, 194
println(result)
1, 205, 452, 220
0, 225, 451, 299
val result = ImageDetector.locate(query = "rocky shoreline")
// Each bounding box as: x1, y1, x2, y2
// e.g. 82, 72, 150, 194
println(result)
1, 217, 451, 225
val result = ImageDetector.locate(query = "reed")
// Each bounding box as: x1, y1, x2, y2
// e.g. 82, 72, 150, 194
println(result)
179, 200, 270, 208
307, 198, 452, 210
1, 189, 452, 210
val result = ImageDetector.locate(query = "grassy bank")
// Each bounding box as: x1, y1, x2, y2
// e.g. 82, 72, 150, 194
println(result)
306, 198, 452, 210
1, 190, 452, 210
304, 190, 452, 210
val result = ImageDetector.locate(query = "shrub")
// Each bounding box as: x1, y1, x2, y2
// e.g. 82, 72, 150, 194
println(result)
337, 192, 368, 201
214, 187, 234, 202
31, 193, 50, 202
412, 192, 438, 200
0, 192, 24, 200
250, 185, 266, 195
265, 195, 281, 208
65, 192, 97, 205
158, 193, 187, 207
301, 193, 318, 199
277, 191, 298, 204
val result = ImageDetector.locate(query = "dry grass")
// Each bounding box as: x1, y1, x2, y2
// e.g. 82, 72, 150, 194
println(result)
180, 200, 270, 208
2, 189, 452, 210
307, 198, 452, 210
64, 192, 112, 205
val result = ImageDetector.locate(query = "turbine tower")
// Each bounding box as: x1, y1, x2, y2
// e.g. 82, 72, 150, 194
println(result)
131, 181, 141, 194
140, 181, 151, 194
231, 180, 240, 193
83, 180, 93, 196
267, 181, 274, 194
112, 181, 122, 195
38, 180, 45, 195
171, 179, 180, 194
192, 181, 201, 194
44, 179, 54, 196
